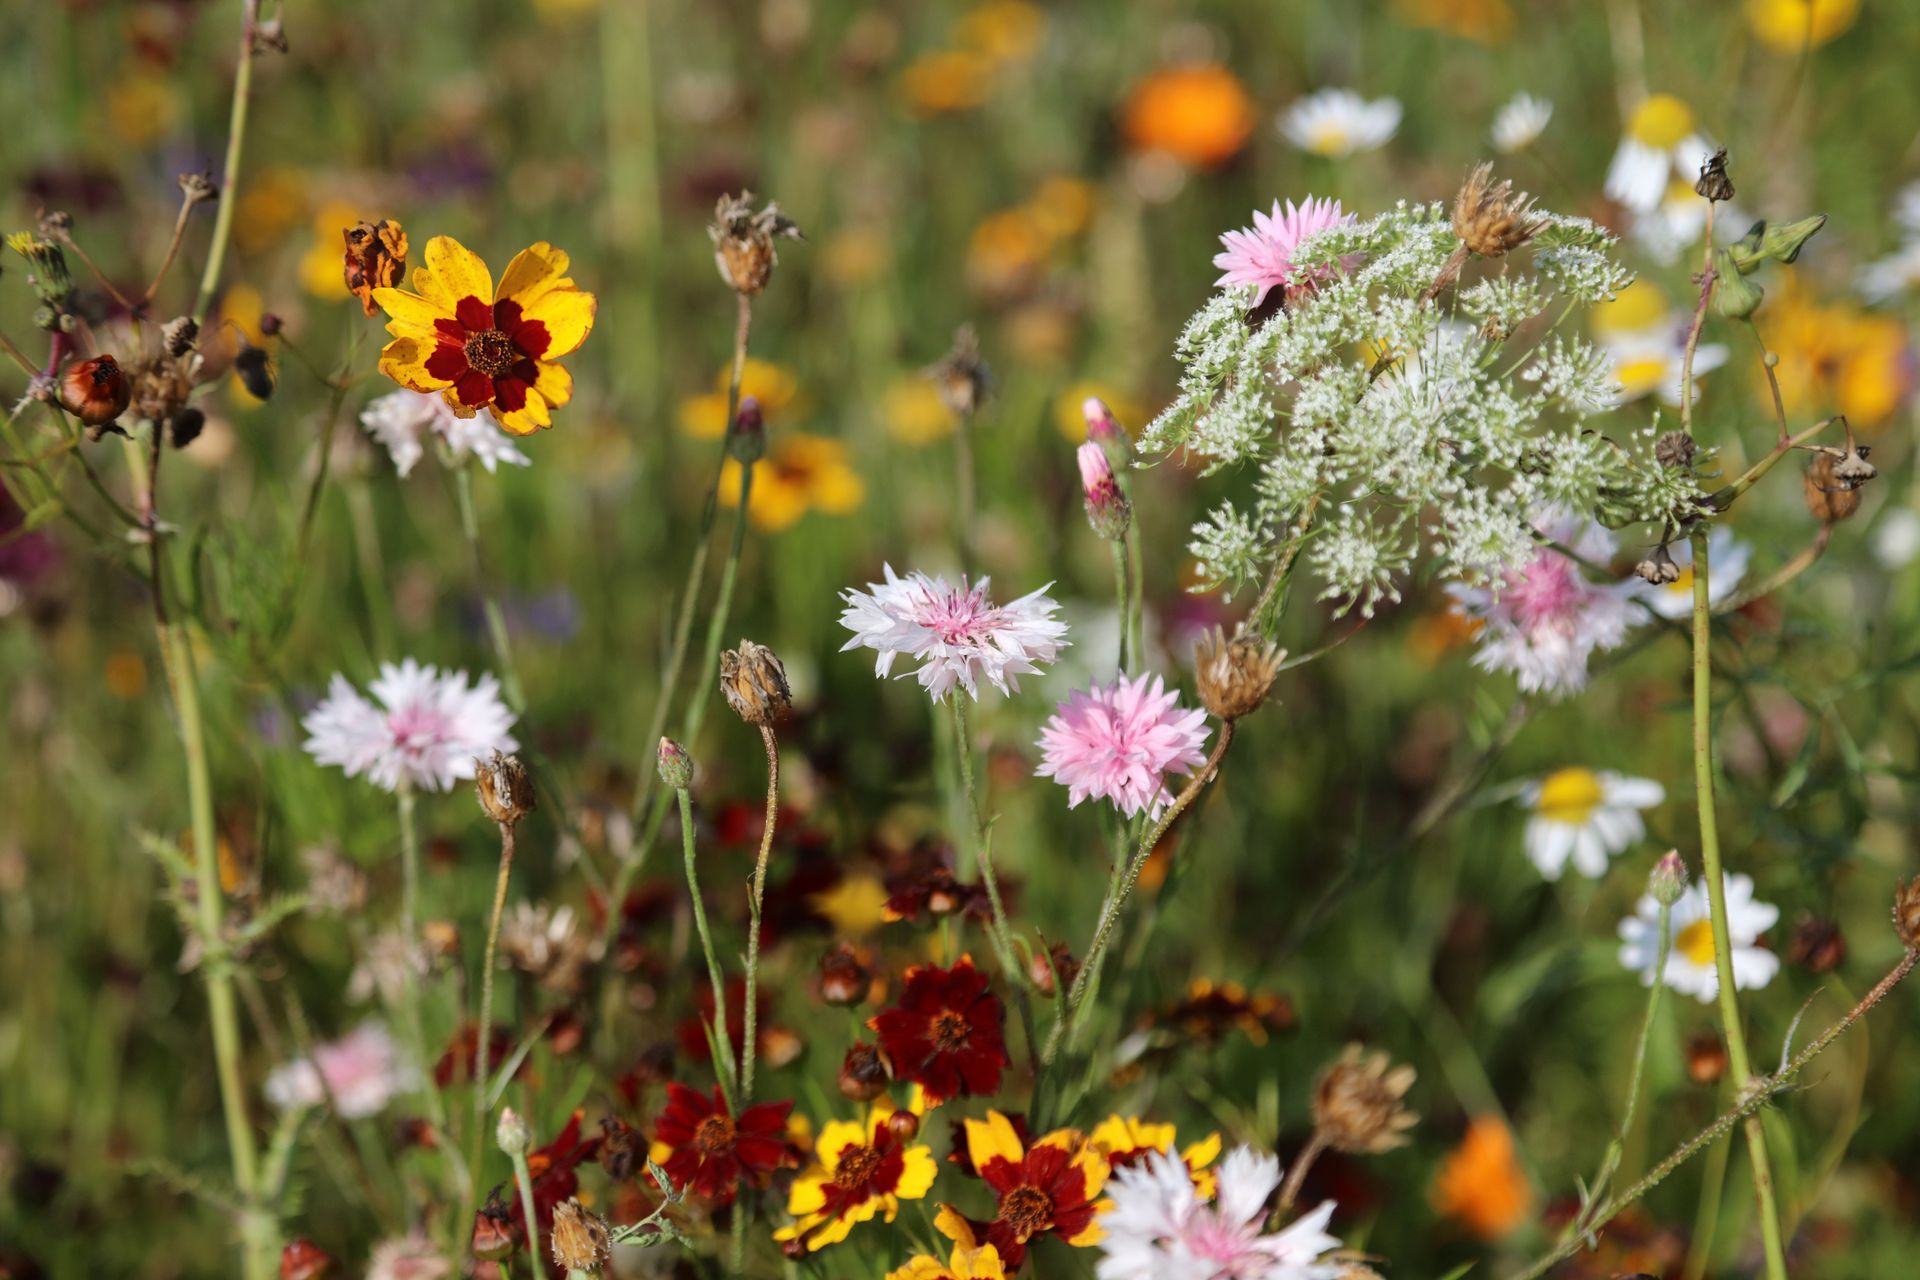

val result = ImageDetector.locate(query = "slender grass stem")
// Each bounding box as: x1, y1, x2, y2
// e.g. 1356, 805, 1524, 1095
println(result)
740, 724, 779, 1101
470, 820, 518, 1204
193, 0, 261, 327
954, 413, 976, 575
677, 785, 737, 1107
680, 461, 755, 759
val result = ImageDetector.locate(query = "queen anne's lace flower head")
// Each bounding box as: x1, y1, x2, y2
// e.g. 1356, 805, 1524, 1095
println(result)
302, 658, 518, 792
361, 388, 532, 478
1036, 673, 1210, 820
839, 565, 1068, 701
1097, 1146, 1344, 1280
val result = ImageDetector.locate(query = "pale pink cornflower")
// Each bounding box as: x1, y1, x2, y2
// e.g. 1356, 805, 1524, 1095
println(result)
839, 564, 1068, 701
302, 658, 518, 792
361, 387, 531, 478
366, 1234, 452, 1280
263, 1022, 415, 1118
1212, 197, 1355, 308
1098, 1146, 1344, 1280
1078, 441, 1131, 539
1448, 511, 1645, 699
1036, 673, 1210, 819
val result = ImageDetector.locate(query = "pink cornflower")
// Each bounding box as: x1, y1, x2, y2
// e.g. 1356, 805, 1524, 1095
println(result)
1078, 441, 1131, 539
1447, 511, 1645, 698
302, 658, 518, 792
264, 1022, 415, 1118
839, 564, 1068, 701
1212, 197, 1355, 308
1036, 673, 1210, 819
1097, 1146, 1344, 1280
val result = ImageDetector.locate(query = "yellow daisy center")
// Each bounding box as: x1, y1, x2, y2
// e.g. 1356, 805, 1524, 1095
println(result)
1536, 767, 1605, 825
1616, 356, 1666, 398
1676, 919, 1717, 966
1628, 94, 1695, 148
1663, 566, 1696, 596
1308, 121, 1352, 155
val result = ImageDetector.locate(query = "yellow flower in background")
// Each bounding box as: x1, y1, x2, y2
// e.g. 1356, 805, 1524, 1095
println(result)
953, 0, 1045, 62
1396, 0, 1515, 42
1589, 279, 1670, 337
679, 359, 804, 438
1431, 1116, 1533, 1241
1761, 271, 1912, 428
235, 168, 309, 253
883, 377, 958, 446
1122, 64, 1257, 169
104, 650, 147, 700
968, 208, 1052, 298
1053, 382, 1142, 441
533, 0, 599, 23
886, 1207, 1008, 1280
1746, 0, 1858, 51
809, 874, 892, 937
721, 432, 865, 530
900, 50, 995, 116
373, 236, 597, 435
822, 227, 891, 287
298, 201, 374, 301
217, 283, 271, 408
104, 68, 182, 148
1026, 176, 1097, 240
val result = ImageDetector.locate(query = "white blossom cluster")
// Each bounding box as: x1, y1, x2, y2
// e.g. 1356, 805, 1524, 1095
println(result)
1143, 202, 1703, 616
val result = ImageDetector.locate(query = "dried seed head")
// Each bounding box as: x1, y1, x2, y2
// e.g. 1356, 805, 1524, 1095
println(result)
549, 1198, 612, 1273
474, 751, 536, 826
925, 324, 993, 418
1803, 452, 1863, 523
1311, 1044, 1419, 1154
1832, 443, 1877, 485
1452, 162, 1544, 259
279, 1238, 336, 1280
1893, 875, 1920, 951
1695, 146, 1735, 203
162, 316, 199, 358
838, 1042, 891, 1101
38, 210, 73, 239
178, 171, 219, 205
1634, 544, 1681, 586
598, 1116, 643, 1182
342, 219, 408, 318
709, 191, 802, 296
498, 902, 594, 994
818, 942, 871, 1007
719, 639, 792, 726
1786, 914, 1847, 974
61, 354, 130, 427
1194, 626, 1285, 721
234, 342, 276, 400
168, 407, 206, 450
1328, 1258, 1386, 1280
470, 1189, 517, 1261
1655, 430, 1697, 470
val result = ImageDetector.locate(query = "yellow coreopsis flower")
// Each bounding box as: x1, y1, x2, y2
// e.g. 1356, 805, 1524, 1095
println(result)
1762, 272, 1913, 428
887, 1207, 1009, 1280
776, 1099, 938, 1251
1746, 0, 1858, 52
720, 432, 865, 531
1088, 1114, 1223, 1198
679, 359, 803, 438
373, 236, 596, 435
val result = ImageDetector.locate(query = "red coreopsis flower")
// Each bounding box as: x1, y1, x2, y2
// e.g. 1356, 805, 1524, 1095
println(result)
651, 1083, 795, 1204
960, 1110, 1108, 1268
868, 956, 1008, 1104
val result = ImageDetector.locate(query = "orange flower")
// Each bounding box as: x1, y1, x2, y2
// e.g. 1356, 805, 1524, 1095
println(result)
720, 432, 865, 531
1431, 1116, 1533, 1240
1758, 271, 1912, 429
900, 50, 995, 116
1395, 0, 1515, 42
1122, 65, 1256, 169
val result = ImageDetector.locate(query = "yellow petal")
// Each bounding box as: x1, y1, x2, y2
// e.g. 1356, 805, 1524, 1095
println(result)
1034, 1127, 1085, 1153
378, 336, 452, 392
933, 1205, 977, 1249
440, 390, 479, 419
810, 462, 866, 515
532, 360, 574, 410
1072, 1149, 1111, 1197
748, 478, 809, 532
522, 286, 597, 359
885, 1258, 955, 1280
1061, 1216, 1107, 1247
965, 1112, 1026, 1174
498, 241, 575, 307
493, 387, 552, 435
372, 287, 449, 340
893, 1144, 938, 1200
815, 1121, 867, 1169
422, 235, 494, 307
804, 1213, 856, 1249
1181, 1132, 1223, 1172
784, 1173, 828, 1217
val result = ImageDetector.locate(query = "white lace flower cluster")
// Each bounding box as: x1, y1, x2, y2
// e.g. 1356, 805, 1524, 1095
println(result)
1144, 201, 1704, 617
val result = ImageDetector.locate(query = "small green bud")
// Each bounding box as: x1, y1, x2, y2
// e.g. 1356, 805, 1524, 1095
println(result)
1757, 214, 1826, 265
726, 395, 766, 464
1649, 850, 1687, 907
656, 737, 694, 792
1710, 248, 1765, 319
496, 1105, 530, 1157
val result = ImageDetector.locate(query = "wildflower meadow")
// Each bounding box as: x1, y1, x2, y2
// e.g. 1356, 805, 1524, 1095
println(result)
8, 0, 1920, 1276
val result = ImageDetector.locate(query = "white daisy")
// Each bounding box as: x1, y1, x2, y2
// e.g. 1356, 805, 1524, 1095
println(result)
1278, 89, 1402, 158
264, 1022, 415, 1118
1605, 94, 1713, 214
360, 388, 531, 478
1598, 319, 1729, 406
1873, 506, 1920, 569
838, 564, 1068, 701
1641, 526, 1752, 619
1097, 1146, 1344, 1280
1630, 178, 1750, 267
302, 658, 518, 793
1490, 92, 1552, 153
1858, 241, 1920, 305
1618, 870, 1779, 1003
1517, 767, 1664, 879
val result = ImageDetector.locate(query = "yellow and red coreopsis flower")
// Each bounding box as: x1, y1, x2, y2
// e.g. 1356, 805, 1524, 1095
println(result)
1088, 1114, 1222, 1197
886, 1206, 1009, 1280
774, 1098, 939, 1251
958, 1110, 1108, 1268
372, 235, 595, 436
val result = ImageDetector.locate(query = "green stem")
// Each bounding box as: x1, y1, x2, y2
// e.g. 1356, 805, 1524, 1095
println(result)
393, 785, 446, 1139
677, 785, 737, 1106
454, 463, 525, 712
1684, 1112, 1732, 1280
1688, 526, 1789, 1280
1678, 201, 1716, 435
1111, 541, 1132, 674
740, 725, 779, 1101
511, 1147, 543, 1266
954, 414, 976, 576
193, 0, 260, 327
470, 820, 517, 1207
681, 460, 755, 757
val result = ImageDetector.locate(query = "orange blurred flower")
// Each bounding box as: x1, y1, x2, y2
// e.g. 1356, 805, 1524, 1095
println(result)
899, 50, 995, 116
1395, 0, 1515, 42
1122, 65, 1257, 169
1758, 272, 1912, 429
1746, 0, 1858, 52
1432, 1116, 1533, 1241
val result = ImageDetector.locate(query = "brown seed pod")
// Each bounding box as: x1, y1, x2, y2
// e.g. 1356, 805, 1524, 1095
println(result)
719, 639, 792, 726
1803, 452, 1862, 523
549, 1198, 612, 1273
62, 354, 131, 427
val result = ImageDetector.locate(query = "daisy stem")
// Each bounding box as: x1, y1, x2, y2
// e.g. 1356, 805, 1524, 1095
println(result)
510, 1146, 543, 1268
192, 0, 261, 328
1047, 721, 1235, 1065
393, 783, 448, 1143
1687, 526, 1789, 1280
1677, 200, 1716, 436
454, 462, 526, 713
1111, 541, 1132, 675
677, 783, 738, 1109
470, 818, 518, 1205
740, 723, 779, 1102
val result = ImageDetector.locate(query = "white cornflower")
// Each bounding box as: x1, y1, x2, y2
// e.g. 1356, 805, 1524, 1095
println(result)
1278, 89, 1401, 158
1448, 511, 1646, 698
264, 1022, 415, 1118
1098, 1146, 1344, 1280
838, 564, 1068, 701
361, 388, 532, 478
1618, 871, 1779, 1003
302, 658, 518, 793
1490, 93, 1552, 153
1641, 526, 1751, 618
1605, 94, 1713, 214
1517, 767, 1664, 879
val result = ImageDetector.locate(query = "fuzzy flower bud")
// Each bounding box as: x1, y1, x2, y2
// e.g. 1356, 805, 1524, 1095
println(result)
838, 1042, 891, 1101
474, 751, 536, 827
727, 395, 767, 464
1894, 875, 1920, 951
178, 171, 219, 205
1077, 441, 1131, 540
6, 231, 73, 306
1311, 1044, 1419, 1154
709, 191, 801, 296
719, 639, 792, 726
1634, 544, 1681, 585
1194, 625, 1284, 721
1649, 850, 1687, 906
61, 354, 130, 427
1082, 395, 1132, 469
656, 737, 694, 791
496, 1105, 530, 1157
1727, 214, 1828, 273
550, 1198, 612, 1273
818, 941, 871, 1007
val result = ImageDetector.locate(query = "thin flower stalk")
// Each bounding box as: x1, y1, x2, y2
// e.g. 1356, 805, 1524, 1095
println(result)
192, 0, 261, 326
453, 463, 525, 712
676, 784, 737, 1106
1688, 527, 1789, 1280
392, 785, 449, 1142
1708, 416, 1840, 511
955, 411, 976, 574
739, 721, 778, 1101
1111, 542, 1132, 674
510, 1144, 543, 1266
1677, 199, 1717, 434
469, 819, 518, 1191
679, 456, 756, 763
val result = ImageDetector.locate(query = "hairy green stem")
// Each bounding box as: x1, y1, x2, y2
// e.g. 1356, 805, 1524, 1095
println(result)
511, 1147, 543, 1266
681, 459, 755, 760
740, 724, 779, 1101
677, 785, 737, 1107
1111, 541, 1132, 674
193, 0, 261, 326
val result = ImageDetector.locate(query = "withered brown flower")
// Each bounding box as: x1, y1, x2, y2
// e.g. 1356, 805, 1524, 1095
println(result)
1894, 875, 1920, 951
549, 1198, 612, 1273
719, 639, 792, 726
1194, 626, 1285, 721
924, 323, 993, 418
474, 751, 536, 826
1452, 162, 1544, 259
342, 219, 408, 317
709, 191, 802, 296
1311, 1043, 1419, 1154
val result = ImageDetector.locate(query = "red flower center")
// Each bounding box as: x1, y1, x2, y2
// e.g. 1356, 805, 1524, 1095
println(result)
694, 1114, 737, 1154
999, 1184, 1055, 1243
463, 328, 519, 377
833, 1143, 884, 1191
929, 1009, 972, 1052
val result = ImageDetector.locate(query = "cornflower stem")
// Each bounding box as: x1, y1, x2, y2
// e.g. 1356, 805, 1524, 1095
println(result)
510, 1147, 543, 1267
740, 723, 780, 1101
1275, 1132, 1327, 1220
453, 463, 525, 712
1047, 720, 1235, 1064
1111, 541, 1132, 674
193, 0, 261, 326
1684, 1124, 1732, 1280
677, 784, 737, 1108
1678, 200, 1717, 435
954, 413, 976, 575
393, 784, 448, 1141
1688, 527, 1789, 1280
1709, 416, 1841, 512
1509, 948, 1917, 1280
470, 819, 518, 1202
680, 460, 755, 760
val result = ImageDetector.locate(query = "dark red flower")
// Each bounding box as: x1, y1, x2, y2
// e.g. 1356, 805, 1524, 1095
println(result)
652, 1083, 795, 1204
867, 956, 1007, 1104
963, 1112, 1107, 1269
423, 293, 552, 415
884, 865, 1001, 924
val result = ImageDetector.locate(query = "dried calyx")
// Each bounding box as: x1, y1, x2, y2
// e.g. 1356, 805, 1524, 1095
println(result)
710, 191, 802, 296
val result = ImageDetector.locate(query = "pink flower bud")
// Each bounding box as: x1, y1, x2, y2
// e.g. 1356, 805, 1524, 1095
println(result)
1082, 395, 1133, 468
1077, 441, 1130, 541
